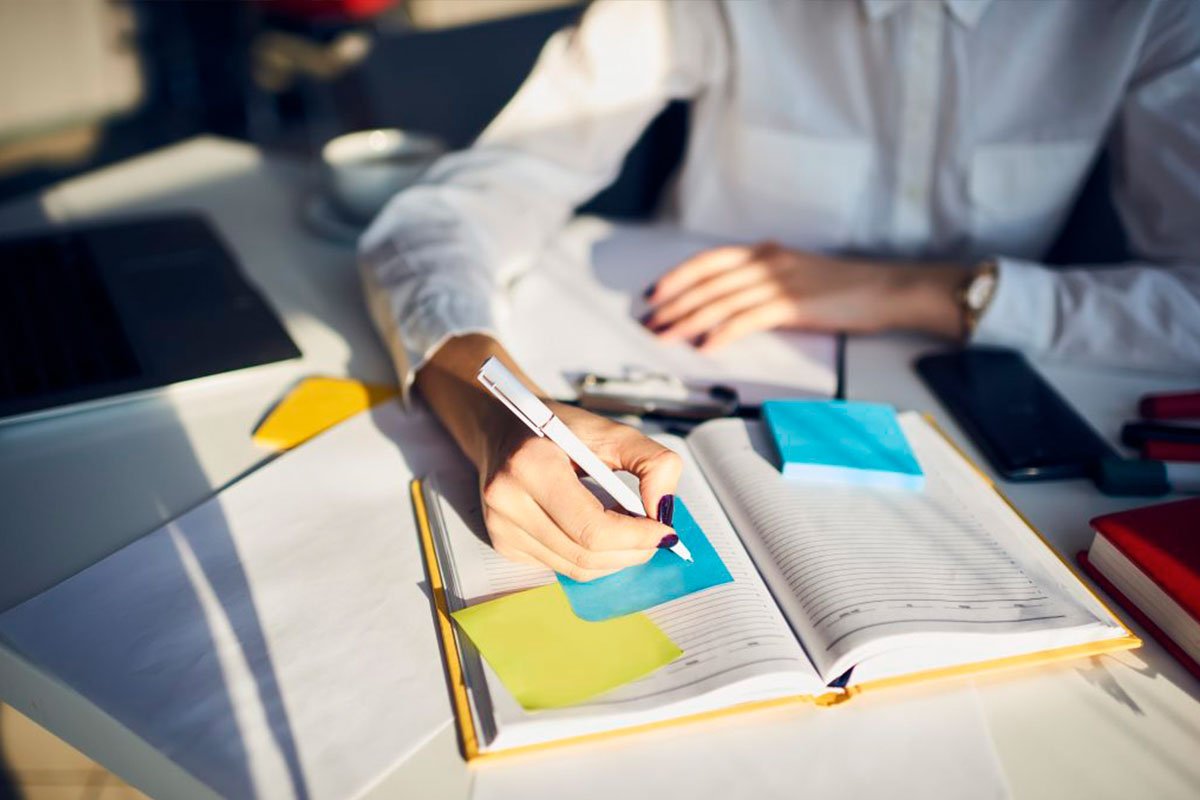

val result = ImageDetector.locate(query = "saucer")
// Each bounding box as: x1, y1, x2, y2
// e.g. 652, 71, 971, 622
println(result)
301, 191, 366, 246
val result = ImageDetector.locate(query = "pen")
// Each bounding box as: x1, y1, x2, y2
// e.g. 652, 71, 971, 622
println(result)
477, 356, 693, 562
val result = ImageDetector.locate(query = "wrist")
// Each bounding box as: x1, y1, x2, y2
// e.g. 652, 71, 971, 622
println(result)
883, 263, 968, 339
416, 334, 542, 468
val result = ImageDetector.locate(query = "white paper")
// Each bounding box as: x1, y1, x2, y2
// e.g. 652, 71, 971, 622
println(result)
502, 219, 838, 404
0, 405, 463, 800
470, 685, 1010, 800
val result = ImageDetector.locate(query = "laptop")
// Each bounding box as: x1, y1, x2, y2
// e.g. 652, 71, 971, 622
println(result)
0, 214, 301, 424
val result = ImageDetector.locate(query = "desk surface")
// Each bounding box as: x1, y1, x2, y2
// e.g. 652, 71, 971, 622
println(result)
1, 138, 1198, 800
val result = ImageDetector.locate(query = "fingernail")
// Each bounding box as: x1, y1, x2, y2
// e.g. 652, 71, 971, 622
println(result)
657, 533, 679, 549
639, 311, 655, 327
692, 333, 708, 348
651, 322, 671, 334
656, 494, 675, 527
643, 282, 657, 299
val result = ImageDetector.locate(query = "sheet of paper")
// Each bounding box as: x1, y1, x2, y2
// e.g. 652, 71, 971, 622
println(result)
470, 685, 1010, 800
0, 405, 461, 800
252, 375, 398, 451
501, 219, 838, 404
557, 499, 733, 621
451, 584, 681, 710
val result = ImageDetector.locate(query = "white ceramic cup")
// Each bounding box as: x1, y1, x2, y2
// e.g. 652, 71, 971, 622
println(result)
322, 128, 446, 223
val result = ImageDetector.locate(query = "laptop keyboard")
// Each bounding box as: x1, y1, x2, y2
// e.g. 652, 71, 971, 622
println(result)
0, 234, 141, 402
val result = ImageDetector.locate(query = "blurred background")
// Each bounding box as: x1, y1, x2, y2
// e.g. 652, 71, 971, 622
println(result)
0, 0, 692, 220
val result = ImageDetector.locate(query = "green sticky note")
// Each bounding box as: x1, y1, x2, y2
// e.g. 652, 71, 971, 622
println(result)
451, 584, 681, 710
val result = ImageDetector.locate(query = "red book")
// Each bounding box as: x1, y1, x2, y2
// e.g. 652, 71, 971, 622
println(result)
1078, 497, 1200, 682
1141, 439, 1200, 463
1139, 390, 1200, 420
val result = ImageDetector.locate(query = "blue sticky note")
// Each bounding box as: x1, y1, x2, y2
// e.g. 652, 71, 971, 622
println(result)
762, 399, 924, 490
557, 499, 733, 621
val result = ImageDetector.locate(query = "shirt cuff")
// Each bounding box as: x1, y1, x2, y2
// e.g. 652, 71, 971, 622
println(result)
971, 257, 1059, 354
359, 245, 499, 406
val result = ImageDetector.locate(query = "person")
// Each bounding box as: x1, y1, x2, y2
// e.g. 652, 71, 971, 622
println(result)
359, 0, 1200, 579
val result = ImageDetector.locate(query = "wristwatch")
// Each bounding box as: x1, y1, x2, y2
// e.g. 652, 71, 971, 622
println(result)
958, 259, 999, 339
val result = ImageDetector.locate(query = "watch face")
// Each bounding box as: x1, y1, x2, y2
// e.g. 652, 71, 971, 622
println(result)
966, 271, 997, 311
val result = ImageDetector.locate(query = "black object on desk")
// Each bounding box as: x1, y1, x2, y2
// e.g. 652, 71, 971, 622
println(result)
0, 214, 300, 424
915, 347, 1115, 481
1121, 421, 1200, 448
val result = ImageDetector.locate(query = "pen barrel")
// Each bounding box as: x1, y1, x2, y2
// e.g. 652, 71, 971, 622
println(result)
543, 417, 647, 517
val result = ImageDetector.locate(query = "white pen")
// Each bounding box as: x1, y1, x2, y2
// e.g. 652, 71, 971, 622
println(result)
477, 356, 693, 562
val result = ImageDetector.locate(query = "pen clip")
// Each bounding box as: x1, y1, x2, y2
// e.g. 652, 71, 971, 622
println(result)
478, 372, 546, 437
476, 357, 554, 438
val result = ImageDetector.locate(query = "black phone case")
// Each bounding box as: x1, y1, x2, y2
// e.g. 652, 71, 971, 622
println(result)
915, 347, 1115, 481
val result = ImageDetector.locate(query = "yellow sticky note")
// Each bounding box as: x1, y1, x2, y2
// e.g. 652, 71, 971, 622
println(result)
253, 376, 398, 451
451, 584, 681, 710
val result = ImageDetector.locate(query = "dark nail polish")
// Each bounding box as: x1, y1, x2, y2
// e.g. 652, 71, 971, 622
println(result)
658, 533, 679, 549
651, 322, 671, 334
692, 333, 708, 348
656, 494, 675, 527
639, 311, 655, 327
643, 282, 657, 299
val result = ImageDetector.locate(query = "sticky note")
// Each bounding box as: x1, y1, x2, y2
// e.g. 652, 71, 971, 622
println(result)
762, 399, 924, 490
451, 584, 681, 710
557, 499, 733, 622
253, 376, 398, 451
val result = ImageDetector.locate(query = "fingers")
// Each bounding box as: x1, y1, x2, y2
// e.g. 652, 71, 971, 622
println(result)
643, 259, 775, 338
603, 426, 684, 518
655, 282, 782, 343
534, 458, 671, 552
695, 299, 796, 351
642, 242, 796, 347
646, 245, 755, 305
480, 432, 673, 581
484, 509, 629, 582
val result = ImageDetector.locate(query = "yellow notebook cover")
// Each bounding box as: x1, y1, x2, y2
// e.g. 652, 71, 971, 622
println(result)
412, 418, 1139, 764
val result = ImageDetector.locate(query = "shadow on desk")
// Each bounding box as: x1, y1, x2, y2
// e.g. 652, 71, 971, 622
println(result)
0, 442, 312, 800
0, 162, 333, 798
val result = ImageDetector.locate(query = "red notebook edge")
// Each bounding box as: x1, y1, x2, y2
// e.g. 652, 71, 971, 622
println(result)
1077, 551, 1200, 683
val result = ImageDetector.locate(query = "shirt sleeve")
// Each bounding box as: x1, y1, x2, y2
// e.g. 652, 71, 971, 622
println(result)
974, 1, 1200, 374
358, 0, 726, 400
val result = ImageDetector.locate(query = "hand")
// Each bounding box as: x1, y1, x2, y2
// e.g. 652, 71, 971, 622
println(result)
478, 401, 682, 581
641, 243, 965, 350
415, 335, 681, 581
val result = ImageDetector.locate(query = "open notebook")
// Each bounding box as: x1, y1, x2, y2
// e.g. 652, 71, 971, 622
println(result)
415, 413, 1138, 761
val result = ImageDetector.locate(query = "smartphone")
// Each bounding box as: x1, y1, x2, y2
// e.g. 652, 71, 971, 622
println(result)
915, 347, 1116, 481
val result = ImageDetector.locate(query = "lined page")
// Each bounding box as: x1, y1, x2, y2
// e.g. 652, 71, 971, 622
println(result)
426, 437, 824, 751
689, 415, 1118, 682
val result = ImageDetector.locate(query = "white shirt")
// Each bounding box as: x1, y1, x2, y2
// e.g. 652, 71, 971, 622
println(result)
359, 0, 1200, 395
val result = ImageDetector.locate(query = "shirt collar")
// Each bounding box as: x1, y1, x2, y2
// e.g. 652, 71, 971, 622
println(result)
861, 0, 993, 29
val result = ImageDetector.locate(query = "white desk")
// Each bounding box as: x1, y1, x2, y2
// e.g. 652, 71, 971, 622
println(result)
1, 138, 1198, 799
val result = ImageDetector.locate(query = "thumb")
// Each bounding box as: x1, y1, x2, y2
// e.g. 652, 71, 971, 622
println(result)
612, 430, 683, 522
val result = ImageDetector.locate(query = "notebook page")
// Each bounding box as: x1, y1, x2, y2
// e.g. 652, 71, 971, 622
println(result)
688, 414, 1123, 683
425, 436, 824, 751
